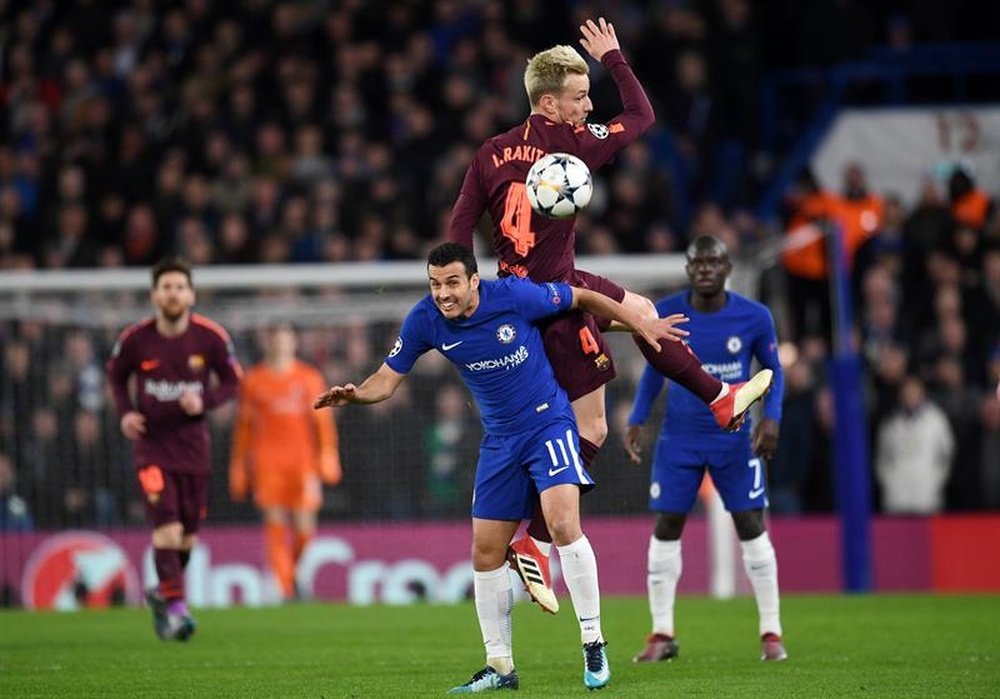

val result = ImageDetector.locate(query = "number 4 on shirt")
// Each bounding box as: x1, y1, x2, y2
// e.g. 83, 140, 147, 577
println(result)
500, 183, 536, 256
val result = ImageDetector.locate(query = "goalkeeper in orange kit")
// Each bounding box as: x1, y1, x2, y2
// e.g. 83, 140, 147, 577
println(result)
229, 325, 341, 600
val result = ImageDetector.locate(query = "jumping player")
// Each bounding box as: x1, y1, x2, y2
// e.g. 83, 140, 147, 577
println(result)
314, 242, 690, 692
448, 17, 772, 613
625, 236, 787, 662
107, 258, 242, 640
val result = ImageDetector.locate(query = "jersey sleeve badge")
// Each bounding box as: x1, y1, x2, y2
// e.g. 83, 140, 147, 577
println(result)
587, 123, 609, 139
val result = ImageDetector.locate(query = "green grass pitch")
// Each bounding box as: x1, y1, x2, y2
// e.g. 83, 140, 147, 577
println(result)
1, 594, 998, 697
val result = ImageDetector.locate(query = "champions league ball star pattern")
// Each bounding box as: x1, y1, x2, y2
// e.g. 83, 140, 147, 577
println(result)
525, 153, 593, 219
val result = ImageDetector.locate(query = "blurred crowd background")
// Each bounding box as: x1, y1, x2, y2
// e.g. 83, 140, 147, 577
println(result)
1, 1, 999, 535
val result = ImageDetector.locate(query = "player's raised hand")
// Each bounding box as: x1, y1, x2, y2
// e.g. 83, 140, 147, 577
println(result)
120, 411, 146, 440
624, 424, 644, 464
579, 17, 619, 61
314, 384, 357, 409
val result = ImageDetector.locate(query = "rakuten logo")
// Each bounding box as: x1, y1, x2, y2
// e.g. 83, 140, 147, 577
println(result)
144, 379, 204, 401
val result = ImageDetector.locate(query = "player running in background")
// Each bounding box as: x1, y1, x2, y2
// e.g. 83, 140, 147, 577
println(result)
229, 324, 341, 601
314, 242, 689, 692
448, 17, 772, 613
624, 236, 787, 662
106, 258, 241, 641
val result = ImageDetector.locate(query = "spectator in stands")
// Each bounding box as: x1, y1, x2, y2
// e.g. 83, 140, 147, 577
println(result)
767, 358, 817, 514
875, 375, 954, 514
781, 169, 837, 343
948, 166, 994, 232
981, 392, 1000, 509
0, 452, 33, 532
422, 382, 477, 517
930, 356, 984, 510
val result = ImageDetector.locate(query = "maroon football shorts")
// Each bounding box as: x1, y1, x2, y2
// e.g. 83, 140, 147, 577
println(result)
540, 270, 627, 402
136, 464, 210, 534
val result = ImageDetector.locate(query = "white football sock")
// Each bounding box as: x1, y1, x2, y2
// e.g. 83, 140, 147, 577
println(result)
647, 536, 682, 637
711, 383, 731, 404
557, 535, 603, 644
530, 536, 552, 558
473, 564, 514, 673
741, 531, 782, 637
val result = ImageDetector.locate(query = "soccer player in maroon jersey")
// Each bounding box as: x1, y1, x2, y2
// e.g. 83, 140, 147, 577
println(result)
106, 259, 242, 640
448, 18, 772, 613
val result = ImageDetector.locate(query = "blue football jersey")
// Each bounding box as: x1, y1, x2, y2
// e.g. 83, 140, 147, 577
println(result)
628, 291, 784, 447
386, 277, 575, 436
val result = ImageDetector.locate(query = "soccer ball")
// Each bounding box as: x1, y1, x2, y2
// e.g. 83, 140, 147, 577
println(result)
525, 153, 593, 219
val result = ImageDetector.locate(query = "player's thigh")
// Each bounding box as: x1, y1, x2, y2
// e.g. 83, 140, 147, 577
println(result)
570, 385, 607, 445
256, 470, 322, 513
136, 464, 181, 529
541, 310, 615, 402
472, 433, 536, 521
649, 442, 705, 513
176, 472, 211, 535
706, 441, 769, 512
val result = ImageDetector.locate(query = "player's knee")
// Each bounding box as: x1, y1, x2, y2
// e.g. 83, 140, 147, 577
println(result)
546, 513, 583, 547
732, 509, 766, 540
470, 539, 507, 572
579, 418, 608, 448
152, 522, 184, 548
653, 513, 686, 540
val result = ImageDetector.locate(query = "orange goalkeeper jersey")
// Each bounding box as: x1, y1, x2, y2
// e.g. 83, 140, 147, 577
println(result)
229, 360, 341, 499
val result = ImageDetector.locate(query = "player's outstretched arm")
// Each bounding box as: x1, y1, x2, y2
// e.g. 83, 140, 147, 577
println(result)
570, 287, 689, 351
314, 363, 405, 409
579, 17, 619, 62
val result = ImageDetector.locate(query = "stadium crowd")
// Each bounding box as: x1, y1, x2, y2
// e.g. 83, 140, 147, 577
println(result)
1, 1, 999, 532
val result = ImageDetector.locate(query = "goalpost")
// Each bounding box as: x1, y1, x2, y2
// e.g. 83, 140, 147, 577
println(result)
0, 252, 764, 599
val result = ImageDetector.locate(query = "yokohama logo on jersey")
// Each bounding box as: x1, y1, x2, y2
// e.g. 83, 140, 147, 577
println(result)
700, 360, 743, 382
465, 345, 529, 372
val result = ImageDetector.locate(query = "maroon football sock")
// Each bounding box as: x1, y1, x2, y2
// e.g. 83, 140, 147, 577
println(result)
631, 335, 722, 404
526, 503, 552, 544
154, 548, 185, 602
578, 437, 601, 469
179, 549, 191, 570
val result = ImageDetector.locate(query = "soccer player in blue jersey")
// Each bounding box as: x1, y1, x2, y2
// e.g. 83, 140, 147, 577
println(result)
314, 242, 688, 693
624, 236, 788, 663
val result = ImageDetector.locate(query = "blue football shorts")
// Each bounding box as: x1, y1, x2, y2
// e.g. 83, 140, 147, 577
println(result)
648, 438, 769, 513
472, 414, 595, 521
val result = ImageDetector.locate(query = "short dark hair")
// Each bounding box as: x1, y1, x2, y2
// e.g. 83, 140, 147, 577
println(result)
427, 242, 478, 276
685, 235, 728, 261
151, 258, 193, 288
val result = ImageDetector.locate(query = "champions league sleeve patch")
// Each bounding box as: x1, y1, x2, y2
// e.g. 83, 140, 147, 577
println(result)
587, 123, 609, 140
545, 283, 562, 305
388, 336, 403, 358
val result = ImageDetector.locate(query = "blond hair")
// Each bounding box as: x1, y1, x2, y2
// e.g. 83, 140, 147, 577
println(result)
524, 45, 589, 107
